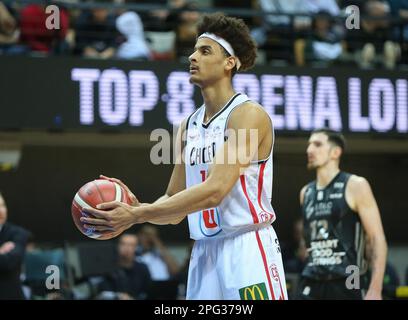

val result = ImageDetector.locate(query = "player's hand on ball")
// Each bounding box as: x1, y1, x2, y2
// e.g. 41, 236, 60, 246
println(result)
81, 201, 143, 233
99, 175, 139, 206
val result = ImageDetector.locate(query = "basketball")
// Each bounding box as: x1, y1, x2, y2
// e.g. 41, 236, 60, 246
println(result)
71, 179, 132, 240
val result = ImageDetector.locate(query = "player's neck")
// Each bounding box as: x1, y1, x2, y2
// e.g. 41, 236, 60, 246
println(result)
201, 82, 235, 122
316, 163, 340, 189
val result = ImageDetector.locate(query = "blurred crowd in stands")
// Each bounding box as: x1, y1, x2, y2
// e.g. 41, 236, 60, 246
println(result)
0, 0, 407, 69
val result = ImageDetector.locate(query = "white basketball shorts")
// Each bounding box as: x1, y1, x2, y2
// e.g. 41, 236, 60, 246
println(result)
186, 225, 287, 300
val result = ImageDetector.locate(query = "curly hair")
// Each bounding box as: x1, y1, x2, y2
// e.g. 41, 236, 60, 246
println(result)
196, 13, 257, 72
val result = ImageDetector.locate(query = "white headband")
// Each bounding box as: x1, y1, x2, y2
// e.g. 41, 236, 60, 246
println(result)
198, 32, 242, 70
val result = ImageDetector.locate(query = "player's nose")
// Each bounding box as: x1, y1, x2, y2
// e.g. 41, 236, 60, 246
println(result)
306, 144, 314, 155
189, 50, 198, 63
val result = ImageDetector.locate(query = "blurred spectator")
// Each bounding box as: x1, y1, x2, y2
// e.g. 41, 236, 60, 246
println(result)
253, 0, 309, 51
127, 0, 170, 31
115, 11, 150, 59
386, 0, 408, 63
282, 217, 307, 274
174, 240, 194, 299
386, 0, 408, 20
0, 191, 30, 300
0, 2, 20, 54
166, 0, 200, 61
98, 233, 151, 300
74, 1, 119, 59
19, 3, 70, 54
296, 10, 344, 65
338, 0, 365, 8
303, 0, 340, 16
254, 0, 312, 63
136, 225, 180, 281
257, 0, 309, 28
344, 0, 401, 69
213, 0, 256, 28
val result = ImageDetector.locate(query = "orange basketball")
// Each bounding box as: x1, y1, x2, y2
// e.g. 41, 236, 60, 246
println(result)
71, 179, 132, 240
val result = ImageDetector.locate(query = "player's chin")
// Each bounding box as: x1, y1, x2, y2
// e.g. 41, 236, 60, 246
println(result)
307, 162, 317, 170
189, 75, 198, 84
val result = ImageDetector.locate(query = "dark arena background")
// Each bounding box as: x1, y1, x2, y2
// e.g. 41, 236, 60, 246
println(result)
0, 0, 407, 303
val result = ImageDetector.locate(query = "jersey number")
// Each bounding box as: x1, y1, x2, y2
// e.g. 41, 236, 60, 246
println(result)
200, 170, 218, 228
310, 219, 329, 240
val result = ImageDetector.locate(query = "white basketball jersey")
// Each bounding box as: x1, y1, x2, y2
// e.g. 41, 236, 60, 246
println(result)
185, 93, 276, 240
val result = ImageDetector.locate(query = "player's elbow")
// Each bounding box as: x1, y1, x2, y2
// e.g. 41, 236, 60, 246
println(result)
204, 177, 232, 208
206, 185, 226, 208
207, 193, 222, 208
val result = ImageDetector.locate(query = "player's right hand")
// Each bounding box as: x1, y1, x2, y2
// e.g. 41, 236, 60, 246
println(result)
99, 175, 139, 207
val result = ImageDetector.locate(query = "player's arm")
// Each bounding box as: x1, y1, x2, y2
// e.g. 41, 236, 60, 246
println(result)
137, 102, 270, 224
299, 185, 307, 206
346, 175, 388, 300
298, 185, 308, 258
101, 119, 188, 225
140, 118, 188, 225
81, 102, 270, 230
145, 119, 187, 224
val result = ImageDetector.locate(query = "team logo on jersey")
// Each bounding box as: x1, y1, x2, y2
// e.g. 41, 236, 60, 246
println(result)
317, 191, 324, 201
259, 211, 273, 222
269, 264, 285, 300
239, 283, 269, 300
334, 182, 344, 189
211, 125, 222, 138
199, 207, 222, 237
188, 127, 200, 141
305, 201, 314, 219
270, 264, 280, 281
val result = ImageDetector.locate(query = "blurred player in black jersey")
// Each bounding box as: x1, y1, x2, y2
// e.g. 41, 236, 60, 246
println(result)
298, 129, 387, 300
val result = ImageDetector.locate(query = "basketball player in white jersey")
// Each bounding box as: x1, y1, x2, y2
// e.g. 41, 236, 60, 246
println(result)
82, 13, 287, 300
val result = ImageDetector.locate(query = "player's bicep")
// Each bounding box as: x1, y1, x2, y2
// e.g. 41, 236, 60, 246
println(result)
300, 185, 307, 205
225, 103, 269, 165
205, 105, 267, 199
166, 163, 186, 196
353, 178, 385, 238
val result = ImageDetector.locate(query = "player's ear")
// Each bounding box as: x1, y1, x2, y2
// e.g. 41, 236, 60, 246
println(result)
332, 146, 342, 160
224, 56, 236, 72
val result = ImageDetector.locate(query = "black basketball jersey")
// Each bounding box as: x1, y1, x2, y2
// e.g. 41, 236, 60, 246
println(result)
301, 171, 368, 280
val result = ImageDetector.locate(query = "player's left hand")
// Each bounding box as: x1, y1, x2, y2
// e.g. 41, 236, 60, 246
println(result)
364, 288, 382, 300
81, 201, 145, 233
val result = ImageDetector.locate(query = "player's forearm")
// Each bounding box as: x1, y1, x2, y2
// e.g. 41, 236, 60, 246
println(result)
139, 181, 220, 225
140, 195, 183, 225
152, 194, 170, 205
367, 234, 387, 292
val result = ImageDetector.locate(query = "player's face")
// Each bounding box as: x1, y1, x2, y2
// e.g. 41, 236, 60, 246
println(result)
306, 133, 335, 170
188, 37, 231, 87
0, 195, 7, 225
